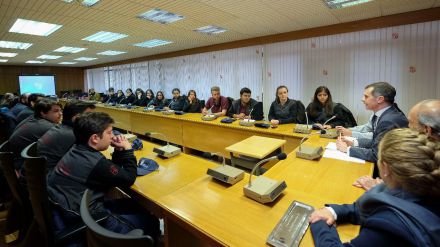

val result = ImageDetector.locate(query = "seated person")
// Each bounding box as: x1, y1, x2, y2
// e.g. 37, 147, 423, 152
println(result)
120, 88, 136, 105
103, 87, 118, 104
115, 90, 125, 104
336, 82, 408, 165
268, 85, 306, 126
1, 93, 15, 108
306, 86, 356, 129
9, 98, 62, 171
37, 100, 95, 172
229, 87, 263, 120
88, 88, 101, 101
309, 128, 440, 246
16, 93, 44, 124
133, 88, 147, 106
202, 86, 228, 117
145, 89, 155, 106
165, 88, 185, 111
183, 90, 202, 113
354, 99, 440, 191
151, 91, 167, 108
47, 112, 160, 239
10, 93, 30, 117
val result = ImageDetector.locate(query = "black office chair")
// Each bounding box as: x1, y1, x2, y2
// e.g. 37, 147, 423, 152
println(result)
0, 140, 32, 244
80, 189, 154, 247
21, 142, 88, 247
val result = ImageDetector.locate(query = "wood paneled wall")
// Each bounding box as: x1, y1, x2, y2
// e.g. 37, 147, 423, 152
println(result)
0, 65, 84, 95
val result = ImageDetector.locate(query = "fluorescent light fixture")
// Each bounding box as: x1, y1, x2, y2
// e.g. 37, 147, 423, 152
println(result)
74, 57, 97, 61
9, 18, 62, 36
0, 52, 17, 57
59, 62, 77, 64
82, 31, 128, 43
194, 25, 227, 35
0, 59, 8, 63
37, 55, 62, 60
133, 39, 172, 48
81, 0, 100, 7
26, 60, 46, 64
0, 40, 32, 49
324, 0, 373, 9
61, 0, 74, 3
138, 8, 184, 24
97, 50, 127, 56
54, 46, 87, 53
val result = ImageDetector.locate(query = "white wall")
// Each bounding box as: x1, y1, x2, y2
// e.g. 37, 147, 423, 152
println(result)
86, 20, 440, 123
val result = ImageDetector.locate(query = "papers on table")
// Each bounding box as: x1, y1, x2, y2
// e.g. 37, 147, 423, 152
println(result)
323, 142, 365, 164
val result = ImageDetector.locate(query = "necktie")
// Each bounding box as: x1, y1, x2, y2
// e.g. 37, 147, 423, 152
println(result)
371, 114, 378, 132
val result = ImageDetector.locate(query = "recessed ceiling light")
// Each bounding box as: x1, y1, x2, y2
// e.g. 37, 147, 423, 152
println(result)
323, 0, 373, 9
74, 57, 97, 61
26, 60, 46, 64
37, 55, 62, 60
59, 62, 77, 64
133, 39, 172, 48
53, 46, 87, 53
0, 59, 8, 63
194, 25, 227, 35
0, 52, 18, 57
82, 31, 128, 43
97, 50, 127, 56
81, 0, 101, 7
0, 40, 32, 49
9, 18, 62, 36
138, 8, 184, 24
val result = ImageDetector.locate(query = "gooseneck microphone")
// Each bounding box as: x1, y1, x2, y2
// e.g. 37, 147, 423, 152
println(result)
322, 115, 336, 127
145, 132, 181, 158
248, 153, 287, 186
248, 107, 254, 119
305, 111, 309, 129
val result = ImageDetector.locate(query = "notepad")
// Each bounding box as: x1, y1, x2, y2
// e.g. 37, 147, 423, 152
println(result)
323, 142, 365, 164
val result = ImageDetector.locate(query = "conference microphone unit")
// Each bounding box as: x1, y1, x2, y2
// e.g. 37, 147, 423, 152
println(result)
243, 153, 287, 204
206, 152, 244, 185
145, 132, 181, 158
319, 115, 339, 139
295, 133, 323, 160
202, 105, 217, 121
294, 112, 312, 134
239, 107, 255, 126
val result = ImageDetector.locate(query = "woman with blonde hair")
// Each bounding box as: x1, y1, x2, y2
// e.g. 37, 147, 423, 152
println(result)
310, 128, 440, 246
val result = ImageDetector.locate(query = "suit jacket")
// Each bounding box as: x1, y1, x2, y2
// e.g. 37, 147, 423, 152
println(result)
349, 105, 408, 163
311, 183, 440, 247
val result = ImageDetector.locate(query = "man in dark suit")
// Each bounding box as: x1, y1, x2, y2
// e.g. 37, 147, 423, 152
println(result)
336, 82, 408, 166
229, 87, 264, 120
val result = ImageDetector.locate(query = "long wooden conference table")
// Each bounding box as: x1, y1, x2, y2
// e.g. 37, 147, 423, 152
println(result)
97, 104, 373, 246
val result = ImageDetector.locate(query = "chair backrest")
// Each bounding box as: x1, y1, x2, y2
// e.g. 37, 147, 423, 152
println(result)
226, 97, 234, 113
22, 142, 55, 246
80, 189, 154, 247
0, 140, 33, 243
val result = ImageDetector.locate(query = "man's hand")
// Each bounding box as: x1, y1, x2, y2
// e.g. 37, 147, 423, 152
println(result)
336, 137, 349, 153
309, 208, 336, 226
111, 135, 132, 151
335, 126, 352, 136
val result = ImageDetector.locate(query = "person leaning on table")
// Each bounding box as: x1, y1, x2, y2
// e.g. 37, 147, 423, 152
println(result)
309, 128, 440, 247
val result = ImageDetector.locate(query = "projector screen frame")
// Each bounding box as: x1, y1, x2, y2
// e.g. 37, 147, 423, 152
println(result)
18, 74, 57, 96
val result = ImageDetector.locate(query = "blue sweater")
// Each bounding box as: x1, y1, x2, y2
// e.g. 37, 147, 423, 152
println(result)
311, 183, 440, 247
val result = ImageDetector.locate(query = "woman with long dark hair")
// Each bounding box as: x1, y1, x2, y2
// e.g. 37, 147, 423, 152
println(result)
306, 86, 356, 129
